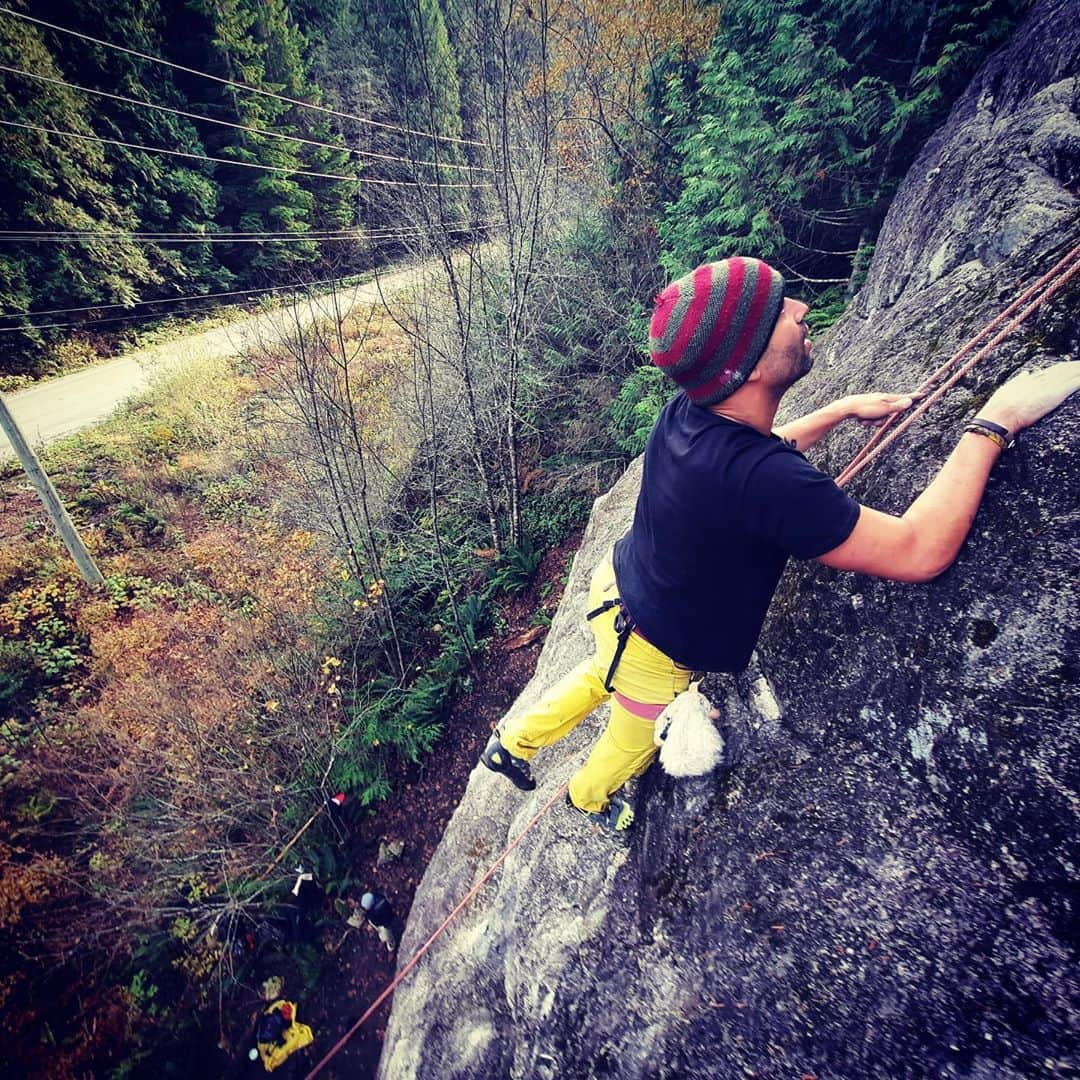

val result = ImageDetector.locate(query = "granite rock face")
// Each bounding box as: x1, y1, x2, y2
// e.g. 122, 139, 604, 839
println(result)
378, 4, 1080, 1077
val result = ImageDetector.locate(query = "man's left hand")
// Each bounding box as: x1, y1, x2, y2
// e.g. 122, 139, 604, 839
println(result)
838, 392, 917, 427
779, 392, 918, 451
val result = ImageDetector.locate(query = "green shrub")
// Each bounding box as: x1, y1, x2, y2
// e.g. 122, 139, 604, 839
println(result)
73, 484, 169, 546
0, 373, 34, 393
455, 592, 488, 653
806, 285, 851, 335
112, 501, 169, 544
104, 573, 177, 612
608, 366, 672, 455
0, 576, 87, 686
522, 491, 590, 548
0, 640, 40, 714
201, 474, 262, 522
489, 540, 542, 595
26, 615, 84, 680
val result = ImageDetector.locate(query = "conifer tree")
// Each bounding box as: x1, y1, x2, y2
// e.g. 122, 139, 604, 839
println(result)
182, 0, 354, 281
42, 0, 226, 293
355, 0, 468, 214
0, 15, 160, 374
651, 0, 1024, 289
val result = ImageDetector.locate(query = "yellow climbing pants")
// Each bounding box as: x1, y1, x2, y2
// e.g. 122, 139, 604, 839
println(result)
499, 553, 691, 813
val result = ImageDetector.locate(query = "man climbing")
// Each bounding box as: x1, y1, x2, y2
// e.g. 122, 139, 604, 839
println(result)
481, 256, 1080, 831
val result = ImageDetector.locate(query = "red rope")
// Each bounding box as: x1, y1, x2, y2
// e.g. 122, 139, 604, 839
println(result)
837, 241, 1080, 487
303, 781, 570, 1079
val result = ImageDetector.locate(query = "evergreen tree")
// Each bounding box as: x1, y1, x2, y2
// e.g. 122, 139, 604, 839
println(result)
38, 0, 227, 294
355, 0, 468, 217
180, 0, 354, 281
0, 15, 160, 374
651, 0, 1024, 291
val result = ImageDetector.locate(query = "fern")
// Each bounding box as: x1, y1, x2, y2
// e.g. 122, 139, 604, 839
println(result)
488, 541, 542, 595
608, 366, 672, 456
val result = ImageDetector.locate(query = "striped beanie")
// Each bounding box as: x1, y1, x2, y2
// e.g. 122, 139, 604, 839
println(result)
648, 258, 785, 406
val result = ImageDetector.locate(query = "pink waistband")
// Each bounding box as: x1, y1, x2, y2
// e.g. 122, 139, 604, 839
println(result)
613, 692, 668, 721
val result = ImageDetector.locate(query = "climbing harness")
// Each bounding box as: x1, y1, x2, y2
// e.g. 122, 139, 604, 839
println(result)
837, 239, 1080, 487
586, 598, 636, 692
303, 241, 1080, 1078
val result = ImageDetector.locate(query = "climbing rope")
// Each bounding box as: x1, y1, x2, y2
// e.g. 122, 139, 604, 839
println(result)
302, 780, 569, 1079
837, 239, 1080, 487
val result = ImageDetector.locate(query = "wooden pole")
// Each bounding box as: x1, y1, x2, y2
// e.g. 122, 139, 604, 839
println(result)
0, 394, 104, 586
257, 804, 326, 882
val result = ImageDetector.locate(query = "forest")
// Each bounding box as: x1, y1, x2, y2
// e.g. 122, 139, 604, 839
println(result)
0, 0, 1024, 1075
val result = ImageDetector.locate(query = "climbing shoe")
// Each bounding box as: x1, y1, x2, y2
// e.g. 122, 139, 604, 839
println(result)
481, 730, 536, 791
565, 793, 635, 831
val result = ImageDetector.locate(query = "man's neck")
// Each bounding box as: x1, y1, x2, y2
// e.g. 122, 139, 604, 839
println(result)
705, 384, 782, 435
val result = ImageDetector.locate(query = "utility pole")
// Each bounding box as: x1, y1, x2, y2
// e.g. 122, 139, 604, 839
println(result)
0, 394, 104, 586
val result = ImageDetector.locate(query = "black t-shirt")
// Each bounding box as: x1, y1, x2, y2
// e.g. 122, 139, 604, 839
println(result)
613, 393, 860, 672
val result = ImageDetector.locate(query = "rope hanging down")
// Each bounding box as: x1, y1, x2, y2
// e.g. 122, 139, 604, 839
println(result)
302, 781, 569, 1080
300, 240, 1080, 1078
837, 240, 1080, 486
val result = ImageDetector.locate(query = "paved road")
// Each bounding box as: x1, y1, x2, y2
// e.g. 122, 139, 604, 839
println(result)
0, 266, 418, 461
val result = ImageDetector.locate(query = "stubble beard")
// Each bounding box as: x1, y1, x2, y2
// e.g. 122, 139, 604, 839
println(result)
782, 340, 814, 389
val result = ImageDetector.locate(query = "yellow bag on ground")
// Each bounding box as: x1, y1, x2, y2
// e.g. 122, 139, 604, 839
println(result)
256, 999, 314, 1073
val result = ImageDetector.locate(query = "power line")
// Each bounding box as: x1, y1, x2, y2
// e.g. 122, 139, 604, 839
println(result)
0, 5, 496, 152
0, 118, 485, 189
0, 117, 355, 183
0, 304, 276, 334
0, 223, 493, 244
0, 220, 492, 240
0, 234, 365, 244
0, 63, 493, 174
1, 220, 484, 235
0, 222, 499, 323
2, 279, 347, 322
0, 275, 374, 334
1, 229, 363, 238
0, 225, 480, 236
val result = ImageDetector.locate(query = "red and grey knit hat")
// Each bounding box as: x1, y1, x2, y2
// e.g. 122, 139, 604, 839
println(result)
649, 257, 786, 405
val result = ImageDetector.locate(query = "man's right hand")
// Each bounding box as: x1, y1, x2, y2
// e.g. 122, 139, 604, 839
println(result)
978, 361, 1080, 435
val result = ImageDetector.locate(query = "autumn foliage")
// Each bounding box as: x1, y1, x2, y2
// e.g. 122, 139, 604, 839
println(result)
0, 329, 399, 1073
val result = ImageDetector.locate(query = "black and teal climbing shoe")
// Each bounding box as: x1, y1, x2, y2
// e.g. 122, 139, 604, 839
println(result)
565, 793, 634, 831
481, 730, 536, 791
